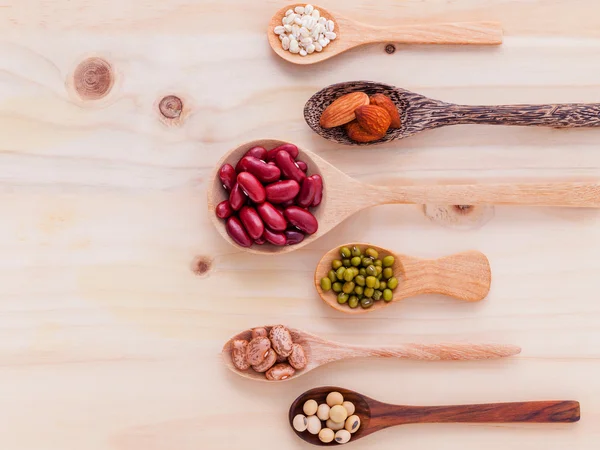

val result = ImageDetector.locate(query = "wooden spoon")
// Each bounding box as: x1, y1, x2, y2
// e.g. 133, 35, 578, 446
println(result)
304, 81, 600, 145
289, 387, 580, 445
315, 244, 491, 314
268, 4, 502, 65
207, 139, 600, 254
222, 326, 521, 382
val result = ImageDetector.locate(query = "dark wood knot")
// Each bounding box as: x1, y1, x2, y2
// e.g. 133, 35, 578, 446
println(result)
191, 256, 212, 276
73, 57, 113, 100
159, 95, 183, 119
385, 44, 396, 54
454, 205, 474, 215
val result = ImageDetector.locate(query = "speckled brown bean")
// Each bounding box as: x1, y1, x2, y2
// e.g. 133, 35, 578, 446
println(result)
288, 343, 307, 369
269, 325, 293, 357
276, 352, 288, 363
246, 336, 271, 366
265, 363, 296, 381
251, 349, 277, 373
251, 327, 268, 339
231, 340, 250, 370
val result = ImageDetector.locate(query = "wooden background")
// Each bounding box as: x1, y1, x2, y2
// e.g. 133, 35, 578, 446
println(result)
1, 1, 599, 449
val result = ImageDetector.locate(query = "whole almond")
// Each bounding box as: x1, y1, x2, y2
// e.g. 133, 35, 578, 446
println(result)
369, 94, 401, 128
319, 92, 369, 128
345, 121, 384, 143
355, 105, 391, 137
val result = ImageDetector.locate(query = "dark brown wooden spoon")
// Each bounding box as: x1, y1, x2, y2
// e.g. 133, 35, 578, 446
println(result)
289, 387, 580, 446
304, 80, 600, 145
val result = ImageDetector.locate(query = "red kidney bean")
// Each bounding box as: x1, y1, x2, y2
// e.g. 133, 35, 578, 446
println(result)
256, 202, 287, 231
244, 146, 268, 160
239, 156, 281, 183
267, 161, 276, 166
296, 177, 316, 208
263, 228, 287, 246
237, 172, 266, 204
310, 174, 323, 206
219, 164, 236, 190
285, 206, 318, 235
254, 237, 266, 245
266, 143, 299, 161
285, 230, 305, 245
215, 200, 234, 219
280, 199, 294, 208
229, 183, 246, 211
239, 206, 264, 240
226, 216, 252, 247
275, 151, 306, 183
296, 161, 308, 172
265, 179, 300, 204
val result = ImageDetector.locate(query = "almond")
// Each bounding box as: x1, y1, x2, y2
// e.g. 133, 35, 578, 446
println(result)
369, 94, 401, 128
319, 92, 369, 128
345, 120, 384, 143
354, 105, 391, 137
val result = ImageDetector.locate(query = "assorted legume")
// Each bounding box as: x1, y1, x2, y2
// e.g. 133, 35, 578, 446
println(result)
230, 325, 307, 380
216, 143, 323, 247
320, 246, 399, 309
274, 5, 337, 57
293, 391, 360, 444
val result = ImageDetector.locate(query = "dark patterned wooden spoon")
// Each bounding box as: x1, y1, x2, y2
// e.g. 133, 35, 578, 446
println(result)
289, 387, 580, 446
304, 81, 600, 145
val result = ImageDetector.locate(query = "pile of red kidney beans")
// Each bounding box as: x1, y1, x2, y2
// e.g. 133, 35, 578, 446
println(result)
215, 143, 323, 247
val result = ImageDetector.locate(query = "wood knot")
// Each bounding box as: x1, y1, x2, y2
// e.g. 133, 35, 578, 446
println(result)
423, 204, 495, 230
73, 57, 113, 100
159, 95, 183, 119
191, 256, 212, 276
385, 44, 396, 54
454, 205, 474, 214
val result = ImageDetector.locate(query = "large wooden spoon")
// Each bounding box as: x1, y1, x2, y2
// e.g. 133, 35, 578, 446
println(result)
207, 139, 600, 254
222, 327, 520, 382
268, 4, 502, 65
289, 387, 580, 446
315, 244, 491, 314
304, 81, 600, 145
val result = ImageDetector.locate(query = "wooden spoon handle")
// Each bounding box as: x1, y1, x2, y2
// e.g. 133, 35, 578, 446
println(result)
373, 401, 580, 426
370, 22, 503, 45
448, 103, 600, 127
345, 343, 520, 361
373, 181, 600, 207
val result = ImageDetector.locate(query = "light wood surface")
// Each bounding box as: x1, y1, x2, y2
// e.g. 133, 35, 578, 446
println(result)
2, 1, 600, 450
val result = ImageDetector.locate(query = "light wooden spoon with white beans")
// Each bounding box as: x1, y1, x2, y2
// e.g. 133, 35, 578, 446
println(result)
268, 4, 502, 65
222, 326, 521, 382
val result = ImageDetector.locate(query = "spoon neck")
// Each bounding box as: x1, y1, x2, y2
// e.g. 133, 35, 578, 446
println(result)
370, 401, 580, 427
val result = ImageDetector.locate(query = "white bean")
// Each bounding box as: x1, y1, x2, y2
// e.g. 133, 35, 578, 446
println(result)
284, 24, 292, 32
294, 5, 305, 14
312, 9, 320, 18
285, 9, 294, 16
301, 37, 313, 46
299, 26, 309, 37
318, 17, 327, 25
327, 20, 335, 32
294, 17, 302, 26
314, 42, 323, 52
305, 4, 314, 15
299, 49, 307, 56
274, 25, 285, 35
325, 31, 337, 40
282, 36, 290, 50
289, 39, 300, 54
318, 38, 327, 48
306, 44, 316, 54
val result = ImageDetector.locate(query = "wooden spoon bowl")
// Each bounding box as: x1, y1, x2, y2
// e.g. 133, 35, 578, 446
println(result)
208, 140, 600, 253
305, 81, 600, 145
314, 243, 491, 314
268, 4, 502, 65
222, 326, 521, 382
289, 387, 580, 446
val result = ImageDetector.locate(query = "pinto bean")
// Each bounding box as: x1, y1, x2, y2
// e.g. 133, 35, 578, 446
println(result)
231, 339, 250, 370
246, 336, 271, 366
251, 327, 267, 339
288, 343, 307, 370
265, 363, 296, 381
251, 349, 277, 373
269, 325, 293, 357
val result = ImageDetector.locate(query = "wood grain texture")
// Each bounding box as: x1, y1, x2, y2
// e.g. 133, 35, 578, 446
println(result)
268, 4, 502, 65
2, 1, 600, 450
314, 244, 491, 314
305, 81, 600, 145
289, 387, 580, 446
223, 327, 520, 382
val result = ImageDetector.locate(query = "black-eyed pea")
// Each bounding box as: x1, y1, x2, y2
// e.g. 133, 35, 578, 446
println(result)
251, 348, 277, 373
316, 403, 330, 421
318, 428, 334, 443
335, 429, 351, 444
345, 415, 361, 433
306, 415, 321, 435
288, 343, 307, 369
303, 399, 318, 416
269, 325, 293, 357
329, 405, 348, 423
326, 419, 344, 431
251, 327, 268, 339
326, 391, 344, 407
246, 336, 271, 366
342, 401, 355, 416
265, 362, 295, 381
293, 414, 308, 432
231, 339, 250, 370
